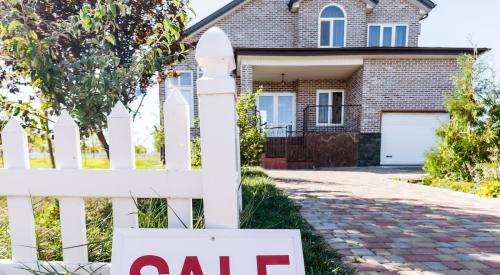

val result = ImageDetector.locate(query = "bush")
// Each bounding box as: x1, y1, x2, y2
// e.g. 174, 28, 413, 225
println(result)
425, 54, 499, 189
191, 137, 202, 168
477, 180, 500, 198
236, 90, 266, 166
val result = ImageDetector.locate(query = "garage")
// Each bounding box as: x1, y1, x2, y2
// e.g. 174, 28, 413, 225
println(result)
380, 112, 450, 166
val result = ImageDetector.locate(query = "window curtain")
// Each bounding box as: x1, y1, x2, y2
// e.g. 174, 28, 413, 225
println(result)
332, 20, 345, 47
318, 93, 330, 124
320, 21, 330, 46
368, 26, 381, 47
395, 26, 407, 47
382, 27, 392, 47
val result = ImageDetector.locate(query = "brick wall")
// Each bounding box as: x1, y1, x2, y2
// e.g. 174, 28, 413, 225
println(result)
360, 58, 458, 133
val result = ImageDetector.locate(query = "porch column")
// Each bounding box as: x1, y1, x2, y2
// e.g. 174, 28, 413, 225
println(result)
240, 64, 253, 93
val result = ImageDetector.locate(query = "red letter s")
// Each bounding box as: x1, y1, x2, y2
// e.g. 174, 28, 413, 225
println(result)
257, 255, 290, 275
130, 255, 169, 275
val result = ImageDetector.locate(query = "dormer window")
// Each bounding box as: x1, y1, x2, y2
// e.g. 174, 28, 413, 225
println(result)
318, 5, 346, 48
368, 24, 408, 47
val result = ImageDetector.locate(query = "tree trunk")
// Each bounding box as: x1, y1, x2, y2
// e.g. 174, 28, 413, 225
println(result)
96, 130, 110, 159
43, 117, 56, 168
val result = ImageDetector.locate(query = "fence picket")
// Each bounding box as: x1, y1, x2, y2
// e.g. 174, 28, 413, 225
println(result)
54, 111, 89, 263
196, 27, 240, 229
1, 118, 37, 262
0, 27, 242, 274
108, 102, 139, 228
164, 85, 193, 228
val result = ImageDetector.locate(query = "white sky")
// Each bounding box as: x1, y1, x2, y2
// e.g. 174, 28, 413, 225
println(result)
101, 0, 500, 150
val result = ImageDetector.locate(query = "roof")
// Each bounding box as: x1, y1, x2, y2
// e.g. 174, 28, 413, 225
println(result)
289, 0, 379, 10
289, 0, 436, 11
235, 47, 490, 57
187, 0, 437, 37
187, 0, 246, 36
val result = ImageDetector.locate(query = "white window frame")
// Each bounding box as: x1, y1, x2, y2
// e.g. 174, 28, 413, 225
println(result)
257, 92, 296, 131
367, 24, 409, 47
316, 89, 345, 126
165, 70, 195, 126
318, 4, 347, 48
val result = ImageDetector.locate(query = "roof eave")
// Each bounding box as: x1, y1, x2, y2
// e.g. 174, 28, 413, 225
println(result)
235, 47, 491, 57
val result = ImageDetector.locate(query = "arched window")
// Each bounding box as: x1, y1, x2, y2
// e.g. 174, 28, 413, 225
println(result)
318, 5, 346, 48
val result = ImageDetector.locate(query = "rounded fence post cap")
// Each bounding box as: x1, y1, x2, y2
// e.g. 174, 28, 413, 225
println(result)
195, 27, 235, 70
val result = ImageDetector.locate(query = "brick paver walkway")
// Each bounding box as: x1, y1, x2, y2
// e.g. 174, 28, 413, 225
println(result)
267, 168, 500, 275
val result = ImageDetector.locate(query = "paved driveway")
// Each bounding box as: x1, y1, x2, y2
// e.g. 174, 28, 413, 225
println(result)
267, 168, 500, 275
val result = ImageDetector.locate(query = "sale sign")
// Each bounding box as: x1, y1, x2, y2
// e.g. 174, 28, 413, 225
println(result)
110, 229, 305, 275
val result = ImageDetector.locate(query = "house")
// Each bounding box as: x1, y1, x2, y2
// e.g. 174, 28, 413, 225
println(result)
160, 0, 488, 168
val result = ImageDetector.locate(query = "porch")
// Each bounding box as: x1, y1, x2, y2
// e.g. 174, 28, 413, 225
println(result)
262, 104, 361, 169
237, 53, 364, 168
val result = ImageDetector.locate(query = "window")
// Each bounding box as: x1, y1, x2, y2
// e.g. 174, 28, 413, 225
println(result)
258, 93, 295, 137
197, 66, 204, 79
316, 90, 344, 126
319, 5, 346, 48
368, 24, 408, 47
166, 71, 194, 125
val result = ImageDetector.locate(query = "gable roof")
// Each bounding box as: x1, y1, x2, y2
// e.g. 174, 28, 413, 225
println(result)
288, 0, 436, 11
187, 0, 247, 37
187, 0, 437, 37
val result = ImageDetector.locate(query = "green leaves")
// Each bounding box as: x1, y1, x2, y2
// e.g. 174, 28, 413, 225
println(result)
104, 34, 116, 45
7, 20, 22, 32
425, 54, 500, 183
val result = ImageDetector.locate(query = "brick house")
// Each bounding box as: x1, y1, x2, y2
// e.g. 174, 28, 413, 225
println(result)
160, 0, 487, 168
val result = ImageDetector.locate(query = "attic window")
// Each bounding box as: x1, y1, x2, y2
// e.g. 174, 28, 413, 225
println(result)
319, 5, 346, 48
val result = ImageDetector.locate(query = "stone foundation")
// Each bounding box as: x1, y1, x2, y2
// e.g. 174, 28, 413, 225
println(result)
358, 133, 381, 166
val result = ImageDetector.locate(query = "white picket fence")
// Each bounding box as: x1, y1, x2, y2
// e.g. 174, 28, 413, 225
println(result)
0, 27, 240, 274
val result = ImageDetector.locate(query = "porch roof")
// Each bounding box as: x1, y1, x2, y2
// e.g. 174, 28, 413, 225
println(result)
236, 47, 490, 82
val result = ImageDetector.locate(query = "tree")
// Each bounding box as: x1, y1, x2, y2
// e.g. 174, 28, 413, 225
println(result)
0, 0, 192, 162
425, 54, 500, 182
236, 89, 267, 166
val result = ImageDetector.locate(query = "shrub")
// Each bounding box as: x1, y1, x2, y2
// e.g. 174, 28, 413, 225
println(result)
236, 90, 266, 166
425, 54, 500, 183
191, 137, 202, 168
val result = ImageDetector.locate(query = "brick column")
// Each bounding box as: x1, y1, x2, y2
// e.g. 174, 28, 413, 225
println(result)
240, 64, 253, 94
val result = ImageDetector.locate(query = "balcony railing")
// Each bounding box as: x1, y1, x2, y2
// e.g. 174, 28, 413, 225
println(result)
302, 105, 361, 133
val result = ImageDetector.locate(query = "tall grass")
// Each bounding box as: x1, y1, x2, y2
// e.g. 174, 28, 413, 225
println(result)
0, 163, 351, 274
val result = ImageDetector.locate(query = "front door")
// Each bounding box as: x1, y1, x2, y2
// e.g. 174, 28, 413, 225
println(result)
258, 93, 295, 137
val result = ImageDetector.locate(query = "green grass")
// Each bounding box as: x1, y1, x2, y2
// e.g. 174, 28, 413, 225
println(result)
422, 177, 500, 198
0, 160, 351, 274
4, 157, 164, 170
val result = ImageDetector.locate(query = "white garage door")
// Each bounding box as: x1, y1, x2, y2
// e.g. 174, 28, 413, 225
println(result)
380, 112, 450, 165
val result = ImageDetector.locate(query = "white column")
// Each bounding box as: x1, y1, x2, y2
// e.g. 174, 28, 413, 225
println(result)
164, 81, 193, 229
54, 111, 88, 263
196, 27, 240, 229
108, 102, 139, 228
1, 118, 37, 262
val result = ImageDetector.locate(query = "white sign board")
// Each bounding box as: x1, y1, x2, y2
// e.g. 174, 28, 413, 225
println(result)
111, 229, 305, 275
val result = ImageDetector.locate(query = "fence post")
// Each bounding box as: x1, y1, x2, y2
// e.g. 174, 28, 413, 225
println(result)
164, 80, 193, 229
54, 111, 89, 263
108, 102, 139, 228
1, 118, 37, 262
196, 27, 240, 229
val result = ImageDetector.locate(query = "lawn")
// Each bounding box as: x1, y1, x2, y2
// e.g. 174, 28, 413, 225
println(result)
0, 159, 351, 274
